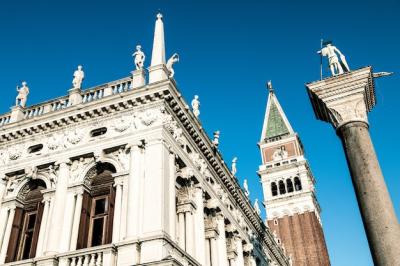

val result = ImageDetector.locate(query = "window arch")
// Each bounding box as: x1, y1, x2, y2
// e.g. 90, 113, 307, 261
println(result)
278, 180, 286, 195
76, 162, 116, 250
286, 178, 294, 193
271, 182, 278, 196
294, 177, 302, 191
6, 179, 46, 263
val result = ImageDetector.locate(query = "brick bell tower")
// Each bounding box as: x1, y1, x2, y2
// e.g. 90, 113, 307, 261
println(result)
258, 82, 330, 266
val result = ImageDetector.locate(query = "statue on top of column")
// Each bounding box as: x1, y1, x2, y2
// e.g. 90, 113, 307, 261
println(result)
243, 179, 250, 197
132, 45, 146, 70
191, 95, 200, 118
231, 157, 238, 176
166, 53, 179, 78
318, 41, 350, 76
16, 81, 29, 108
254, 199, 261, 216
72, 65, 85, 89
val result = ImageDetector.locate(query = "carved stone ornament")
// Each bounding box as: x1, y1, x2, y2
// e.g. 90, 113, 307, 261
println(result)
327, 98, 368, 129
8, 145, 23, 160
47, 133, 64, 151
66, 128, 85, 144
0, 149, 8, 165
114, 147, 129, 170
139, 108, 159, 126
70, 157, 94, 182
113, 115, 132, 132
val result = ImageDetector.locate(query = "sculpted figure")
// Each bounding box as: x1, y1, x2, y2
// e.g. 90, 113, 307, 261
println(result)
318, 41, 350, 76
166, 53, 179, 78
272, 146, 288, 161
72, 65, 85, 89
16, 81, 30, 107
212, 130, 220, 147
254, 198, 261, 215
132, 45, 145, 70
243, 179, 250, 197
231, 157, 238, 176
191, 95, 200, 117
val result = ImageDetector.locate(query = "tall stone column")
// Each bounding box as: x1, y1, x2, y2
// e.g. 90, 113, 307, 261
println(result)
168, 150, 177, 241
0, 207, 8, 249
70, 190, 84, 250
0, 176, 6, 210
36, 195, 51, 256
45, 160, 70, 255
0, 207, 15, 263
235, 237, 244, 266
112, 179, 123, 243
306, 67, 400, 266
126, 142, 143, 239
60, 191, 76, 252
193, 186, 206, 264
217, 214, 228, 266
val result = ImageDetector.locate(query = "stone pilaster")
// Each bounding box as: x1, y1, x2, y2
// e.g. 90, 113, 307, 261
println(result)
306, 66, 400, 266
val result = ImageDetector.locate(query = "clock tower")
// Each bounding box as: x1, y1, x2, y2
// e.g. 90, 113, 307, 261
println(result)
258, 83, 330, 266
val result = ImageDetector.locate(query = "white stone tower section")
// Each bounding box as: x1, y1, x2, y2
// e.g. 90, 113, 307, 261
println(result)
148, 13, 169, 83
258, 85, 330, 265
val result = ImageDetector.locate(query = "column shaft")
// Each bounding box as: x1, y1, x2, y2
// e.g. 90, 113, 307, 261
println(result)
194, 187, 206, 264
210, 237, 219, 266
235, 238, 244, 266
46, 161, 70, 254
70, 192, 83, 250
112, 183, 123, 243
178, 212, 185, 250
338, 122, 400, 266
185, 212, 194, 255
119, 177, 128, 240
0, 207, 9, 249
217, 216, 228, 266
205, 239, 211, 266
60, 192, 76, 252
0, 208, 15, 263
126, 145, 141, 239
0, 180, 6, 210
36, 199, 50, 256
168, 152, 176, 240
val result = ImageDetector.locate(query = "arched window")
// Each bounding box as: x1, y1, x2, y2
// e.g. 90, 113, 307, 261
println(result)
278, 180, 286, 195
6, 179, 46, 263
271, 182, 278, 196
294, 177, 302, 191
286, 178, 294, 193
76, 163, 116, 250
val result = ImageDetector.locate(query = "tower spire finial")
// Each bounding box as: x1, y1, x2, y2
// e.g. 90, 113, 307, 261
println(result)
267, 80, 274, 94
149, 12, 168, 83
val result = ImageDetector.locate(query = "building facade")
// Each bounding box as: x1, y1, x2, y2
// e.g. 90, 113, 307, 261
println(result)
258, 86, 330, 265
0, 15, 290, 266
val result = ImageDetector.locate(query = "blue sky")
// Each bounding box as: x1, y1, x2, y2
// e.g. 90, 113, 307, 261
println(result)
0, 1, 399, 265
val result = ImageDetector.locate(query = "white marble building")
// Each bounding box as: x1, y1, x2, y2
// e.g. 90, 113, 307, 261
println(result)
0, 14, 289, 266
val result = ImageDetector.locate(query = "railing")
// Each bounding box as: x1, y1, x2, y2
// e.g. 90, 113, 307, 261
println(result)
0, 76, 135, 128
58, 245, 116, 266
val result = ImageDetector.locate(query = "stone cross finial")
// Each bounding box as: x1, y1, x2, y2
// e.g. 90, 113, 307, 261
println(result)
191, 95, 200, 118
231, 157, 238, 176
16, 81, 29, 107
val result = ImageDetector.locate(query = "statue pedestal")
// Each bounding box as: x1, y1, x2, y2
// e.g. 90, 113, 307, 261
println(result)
131, 69, 146, 89
148, 64, 168, 84
68, 87, 82, 106
10, 106, 25, 123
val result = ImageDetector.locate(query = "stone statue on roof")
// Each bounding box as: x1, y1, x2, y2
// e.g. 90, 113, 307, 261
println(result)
191, 95, 200, 117
244, 179, 250, 197
231, 157, 238, 176
72, 65, 85, 89
16, 81, 29, 108
254, 198, 261, 215
132, 45, 146, 70
318, 41, 350, 76
166, 53, 179, 78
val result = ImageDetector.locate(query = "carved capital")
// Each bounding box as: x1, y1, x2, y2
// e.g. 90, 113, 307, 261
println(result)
327, 97, 368, 129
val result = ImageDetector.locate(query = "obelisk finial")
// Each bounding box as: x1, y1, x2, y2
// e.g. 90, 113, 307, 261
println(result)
149, 12, 168, 83
267, 80, 274, 94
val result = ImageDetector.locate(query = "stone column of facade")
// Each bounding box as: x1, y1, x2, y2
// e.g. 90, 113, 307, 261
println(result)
217, 214, 228, 266
235, 237, 245, 266
60, 191, 76, 252
210, 237, 219, 266
36, 195, 51, 256
306, 67, 400, 266
185, 208, 195, 255
0, 206, 15, 263
0, 176, 6, 210
177, 212, 186, 250
243, 243, 256, 266
226, 225, 238, 266
205, 215, 220, 266
70, 189, 84, 250
45, 160, 70, 255
42, 195, 55, 254
119, 174, 128, 241
112, 178, 123, 243
168, 151, 177, 241
0, 205, 9, 249
126, 142, 143, 239
193, 186, 206, 264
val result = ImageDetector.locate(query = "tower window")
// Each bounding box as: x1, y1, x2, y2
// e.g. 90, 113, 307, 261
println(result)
279, 180, 286, 195
271, 182, 278, 196
294, 177, 302, 191
287, 178, 294, 193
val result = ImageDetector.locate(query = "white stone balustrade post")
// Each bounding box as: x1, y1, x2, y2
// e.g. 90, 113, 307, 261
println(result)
36, 195, 51, 256
112, 178, 123, 243
70, 189, 84, 250
0, 207, 16, 263
45, 159, 70, 255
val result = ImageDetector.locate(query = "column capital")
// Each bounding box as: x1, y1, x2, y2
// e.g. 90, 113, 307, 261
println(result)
306, 66, 376, 130
55, 158, 71, 167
